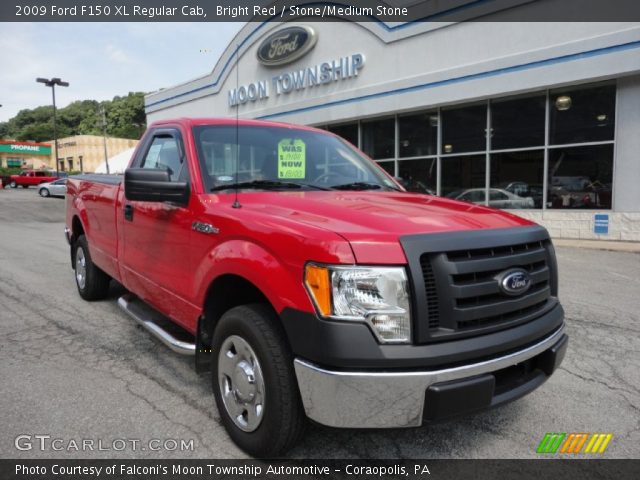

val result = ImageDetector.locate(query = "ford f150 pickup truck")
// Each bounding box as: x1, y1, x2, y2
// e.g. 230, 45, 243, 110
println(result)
65, 118, 567, 456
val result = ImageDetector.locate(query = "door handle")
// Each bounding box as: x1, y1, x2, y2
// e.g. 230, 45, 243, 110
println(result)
124, 204, 134, 221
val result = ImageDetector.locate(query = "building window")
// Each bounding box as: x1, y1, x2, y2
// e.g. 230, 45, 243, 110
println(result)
361, 117, 394, 159
328, 123, 358, 148
376, 160, 395, 176
491, 95, 545, 150
79, 155, 84, 172
67, 157, 74, 171
550, 84, 616, 145
441, 104, 486, 154
548, 144, 613, 209
398, 112, 438, 157
323, 80, 616, 210
441, 155, 486, 199
398, 158, 437, 195
7, 157, 22, 167
490, 150, 544, 209
58, 159, 65, 171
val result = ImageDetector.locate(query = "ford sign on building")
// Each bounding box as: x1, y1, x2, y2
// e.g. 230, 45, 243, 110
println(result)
257, 25, 317, 66
145, 8, 640, 242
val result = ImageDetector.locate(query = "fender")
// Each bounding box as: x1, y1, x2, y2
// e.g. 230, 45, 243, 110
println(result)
68, 183, 122, 282
194, 239, 315, 316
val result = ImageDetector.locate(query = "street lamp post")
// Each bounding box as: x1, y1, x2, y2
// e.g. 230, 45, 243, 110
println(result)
99, 105, 110, 174
36, 77, 69, 176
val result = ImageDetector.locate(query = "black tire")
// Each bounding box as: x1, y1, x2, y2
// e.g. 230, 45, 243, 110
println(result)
211, 304, 306, 457
21, 185, 28, 189
39, 188, 50, 197
73, 235, 111, 301
9, 181, 17, 188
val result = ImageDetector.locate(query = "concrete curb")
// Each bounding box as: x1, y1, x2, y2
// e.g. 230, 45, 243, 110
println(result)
553, 238, 640, 253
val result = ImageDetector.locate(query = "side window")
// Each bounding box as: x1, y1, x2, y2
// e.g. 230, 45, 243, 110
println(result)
490, 190, 508, 201
140, 135, 186, 182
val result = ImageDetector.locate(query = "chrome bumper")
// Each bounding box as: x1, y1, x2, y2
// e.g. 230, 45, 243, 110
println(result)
293, 326, 566, 428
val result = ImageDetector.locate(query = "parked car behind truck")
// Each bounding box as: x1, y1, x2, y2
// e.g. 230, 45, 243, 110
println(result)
9, 169, 60, 188
65, 118, 568, 456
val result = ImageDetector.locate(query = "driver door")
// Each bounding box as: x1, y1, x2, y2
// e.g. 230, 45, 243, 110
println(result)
120, 128, 196, 329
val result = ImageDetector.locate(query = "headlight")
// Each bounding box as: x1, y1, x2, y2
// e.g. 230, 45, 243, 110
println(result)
304, 264, 412, 343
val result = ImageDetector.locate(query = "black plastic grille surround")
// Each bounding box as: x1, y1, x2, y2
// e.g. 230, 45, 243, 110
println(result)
401, 226, 559, 344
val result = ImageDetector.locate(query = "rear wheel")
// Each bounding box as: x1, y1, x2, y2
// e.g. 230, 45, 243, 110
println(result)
21, 185, 28, 189
74, 235, 111, 300
212, 304, 306, 457
9, 181, 17, 188
39, 188, 50, 197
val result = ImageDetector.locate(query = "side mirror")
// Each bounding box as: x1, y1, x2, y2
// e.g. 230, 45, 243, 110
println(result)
124, 168, 189, 205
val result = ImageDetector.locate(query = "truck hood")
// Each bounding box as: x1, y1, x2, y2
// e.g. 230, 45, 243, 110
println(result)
235, 191, 535, 263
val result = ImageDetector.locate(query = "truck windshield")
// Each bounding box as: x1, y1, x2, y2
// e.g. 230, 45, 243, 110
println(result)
193, 125, 399, 192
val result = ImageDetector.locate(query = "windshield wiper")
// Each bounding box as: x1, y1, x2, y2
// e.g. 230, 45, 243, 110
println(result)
211, 180, 330, 192
331, 182, 393, 191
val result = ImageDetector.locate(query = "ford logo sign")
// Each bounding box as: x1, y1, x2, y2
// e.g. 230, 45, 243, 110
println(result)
496, 268, 532, 296
257, 26, 317, 67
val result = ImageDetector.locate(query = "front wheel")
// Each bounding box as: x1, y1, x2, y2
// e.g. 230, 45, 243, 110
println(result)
9, 181, 17, 188
39, 188, 50, 197
21, 185, 29, 189
73, 235, 111, 300
212, 304, 306, 457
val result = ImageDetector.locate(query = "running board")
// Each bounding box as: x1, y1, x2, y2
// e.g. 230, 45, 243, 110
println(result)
117, 294, 196, 356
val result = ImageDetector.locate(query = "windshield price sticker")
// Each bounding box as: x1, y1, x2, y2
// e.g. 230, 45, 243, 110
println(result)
278, 139, 306, 179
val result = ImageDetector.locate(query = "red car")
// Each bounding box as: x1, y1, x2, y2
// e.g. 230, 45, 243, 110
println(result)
9, 170, 59, 188
65, 118, 567, 456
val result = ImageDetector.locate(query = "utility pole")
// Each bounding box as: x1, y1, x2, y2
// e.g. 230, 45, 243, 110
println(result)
100, 105, 110, 174
36, 78, 69, 176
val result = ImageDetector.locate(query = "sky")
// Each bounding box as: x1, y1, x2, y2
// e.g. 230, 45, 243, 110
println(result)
0, 22, 244, 122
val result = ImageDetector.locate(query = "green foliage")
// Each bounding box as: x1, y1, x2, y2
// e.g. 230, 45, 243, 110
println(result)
0, 92, 147, 142
0, 167, 22, 175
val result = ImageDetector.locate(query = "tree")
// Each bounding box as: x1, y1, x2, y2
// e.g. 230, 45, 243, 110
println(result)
0, 92, 147, 142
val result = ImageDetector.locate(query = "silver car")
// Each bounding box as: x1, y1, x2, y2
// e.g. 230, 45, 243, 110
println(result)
447, 188, 535, 209
38, 179, 67, 198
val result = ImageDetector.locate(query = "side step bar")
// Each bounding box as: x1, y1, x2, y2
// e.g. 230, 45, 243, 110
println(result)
117, 294, 196, 356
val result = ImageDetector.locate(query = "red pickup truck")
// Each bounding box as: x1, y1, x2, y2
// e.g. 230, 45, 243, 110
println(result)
9, 169, 59, 188
65, 118, 567, 456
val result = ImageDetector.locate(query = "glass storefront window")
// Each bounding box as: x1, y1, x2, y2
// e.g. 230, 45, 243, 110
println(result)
490, 150, 544, 209
441, 155, 486, 199
376, 160, 395, 176
442, 104, 486, 154
491, 95, 545, 150
328, 123, 358, 148
550, 84, 615, 145
548, 144, 613, 209
324, 81, 616, 210
362, 117, 395, 159
398, 158, 437, 195
398, 112, 438, 157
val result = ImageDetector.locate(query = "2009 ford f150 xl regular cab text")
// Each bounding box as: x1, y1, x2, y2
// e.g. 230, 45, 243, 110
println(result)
65, 118, 568, 456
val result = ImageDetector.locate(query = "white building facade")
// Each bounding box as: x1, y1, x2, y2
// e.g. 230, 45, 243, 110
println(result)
145, 15, 640, 241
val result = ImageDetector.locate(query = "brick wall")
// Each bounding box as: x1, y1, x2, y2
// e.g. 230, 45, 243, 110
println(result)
509, 211, 640, 242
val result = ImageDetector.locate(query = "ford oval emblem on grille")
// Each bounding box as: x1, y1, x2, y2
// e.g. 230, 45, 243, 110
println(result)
496, 268, 532, 296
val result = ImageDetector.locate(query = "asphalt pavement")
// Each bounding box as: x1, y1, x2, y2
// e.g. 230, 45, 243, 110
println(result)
0, 187, 638, 459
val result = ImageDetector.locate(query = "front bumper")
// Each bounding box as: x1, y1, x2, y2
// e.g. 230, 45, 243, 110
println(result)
294, 326, 567, 428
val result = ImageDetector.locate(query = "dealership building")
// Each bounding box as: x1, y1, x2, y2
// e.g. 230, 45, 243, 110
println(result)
145, 14, 640, 241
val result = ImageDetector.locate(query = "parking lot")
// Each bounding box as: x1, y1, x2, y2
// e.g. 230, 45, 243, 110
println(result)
0, 186, 638, 459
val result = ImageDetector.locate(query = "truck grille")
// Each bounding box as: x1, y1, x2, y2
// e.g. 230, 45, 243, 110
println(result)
402, 226, 558, 344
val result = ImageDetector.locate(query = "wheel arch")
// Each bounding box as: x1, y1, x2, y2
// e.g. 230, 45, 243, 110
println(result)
69, 215, 86, 268
196, 273, 286, 373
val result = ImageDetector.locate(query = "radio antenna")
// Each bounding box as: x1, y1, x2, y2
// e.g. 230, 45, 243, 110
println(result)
232, 43, 242, 209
